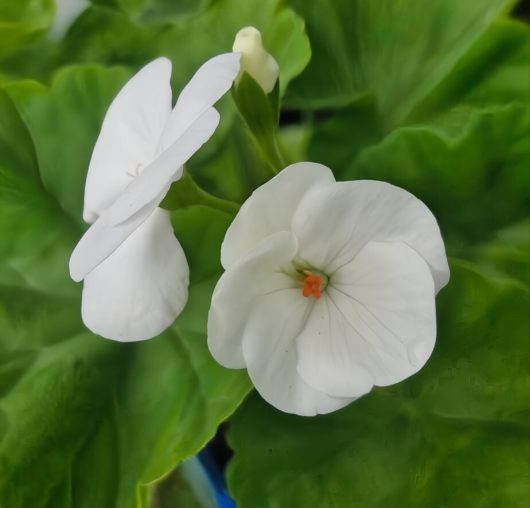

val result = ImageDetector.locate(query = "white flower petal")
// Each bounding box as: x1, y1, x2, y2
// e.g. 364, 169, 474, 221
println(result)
161, 52, 241, 149
81, 209, 188, 342
209, 231, 299, 368
106, 107, 220, 227
292, 179, 450, 293
296, 241, 436, 396
243, 289, 355, 416
69, 204, 153, 283
72, 107, 220, 283
208, 231, 353, 415
83, 58, 172, 222
221, 162, 335, 269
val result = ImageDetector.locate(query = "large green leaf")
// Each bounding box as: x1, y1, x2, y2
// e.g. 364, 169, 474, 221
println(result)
90, 0, 209, 23
0, 68, 250, 508
5, 66, 131, 223
305, 93, 384, 177
54, 0, 309, 95
0, 85, 79, 297
285, 0, 512, 126
344, 103, 529, 250
472, 219, 529, 284
306, 18, 529, 173
0, 0, 54, 60
2, 0, 310, 108
409, 19, 529, 122
49, 6, 157, 73
227, 261, 529, 507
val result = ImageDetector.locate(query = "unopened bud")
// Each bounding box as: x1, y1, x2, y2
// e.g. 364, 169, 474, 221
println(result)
232, 26, 279, 93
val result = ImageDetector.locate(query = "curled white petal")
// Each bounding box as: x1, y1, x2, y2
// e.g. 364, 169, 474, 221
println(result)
161, 52, 241, 149
81, 209, 188, 342
83, 58, 172, 222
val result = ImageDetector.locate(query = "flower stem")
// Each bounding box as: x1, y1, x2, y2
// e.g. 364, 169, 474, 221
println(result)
160, 170, 241, 215
248, 129, 285, 176
194, 186, 240, 214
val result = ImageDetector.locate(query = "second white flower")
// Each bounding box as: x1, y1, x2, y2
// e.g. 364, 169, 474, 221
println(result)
208, 162, 450, 416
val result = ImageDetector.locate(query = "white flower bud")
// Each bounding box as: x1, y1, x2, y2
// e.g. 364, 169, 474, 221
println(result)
232, 26, 279, 93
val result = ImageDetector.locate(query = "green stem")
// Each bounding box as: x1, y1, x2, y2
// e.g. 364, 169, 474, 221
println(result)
160, 170, 241, 215
194, 186, 240, 214
252, 130, 286, 176
266, 132, 286, 174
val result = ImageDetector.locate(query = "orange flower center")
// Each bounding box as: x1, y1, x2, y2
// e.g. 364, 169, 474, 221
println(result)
302, 273, 324, 299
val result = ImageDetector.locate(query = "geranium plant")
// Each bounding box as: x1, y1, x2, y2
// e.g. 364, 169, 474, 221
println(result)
0, 1, 527, 507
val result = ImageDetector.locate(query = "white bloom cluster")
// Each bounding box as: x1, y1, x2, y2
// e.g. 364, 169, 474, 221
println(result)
70, 28, 448, 415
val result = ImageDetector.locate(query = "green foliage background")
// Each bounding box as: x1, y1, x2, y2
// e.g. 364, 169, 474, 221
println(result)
0, 0, 528, 506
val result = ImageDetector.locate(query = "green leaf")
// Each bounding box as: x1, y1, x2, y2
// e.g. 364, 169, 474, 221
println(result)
171, 205, 233, 284
232, 73, 284, 174
0, 0, 55, 60
227, 261, 529, 507
277, 123, 312, 165
0, 87, 79, 297
232, 73, 277, 143
50, 6, 156, 72
0, 68, 250, 508
188, 120, 273, 203
343, 103, 529, 250
306, 93, 384, 175
161, 171, 239, 216
472, 219, 529, 284
0, 286, 250, 508
0, 88, 38, 175
285, 0, 512, 125
150, 459, 215, 508
5, 66, 131, 223
409, 19, 530, 122
54, 0, 309, 96
306, 18, 529, 178
90, 0, 209, 24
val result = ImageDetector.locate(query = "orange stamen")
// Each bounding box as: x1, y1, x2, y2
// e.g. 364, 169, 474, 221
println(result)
302, 273, 324, 299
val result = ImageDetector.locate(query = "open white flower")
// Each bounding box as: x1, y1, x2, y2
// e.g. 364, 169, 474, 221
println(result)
208, 162, 449, 416
70, 53, 241, 342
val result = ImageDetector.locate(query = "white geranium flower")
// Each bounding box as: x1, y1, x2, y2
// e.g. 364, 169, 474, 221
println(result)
208, 162, 449, 416
69, 53, 241, 342
232, 26, 279, 93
